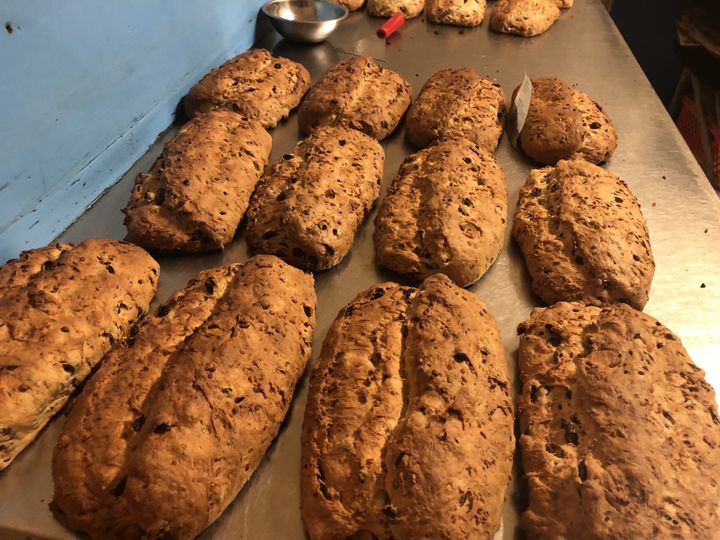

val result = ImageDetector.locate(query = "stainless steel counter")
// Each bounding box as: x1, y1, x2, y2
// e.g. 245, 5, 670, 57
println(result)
1, 1, 719, 538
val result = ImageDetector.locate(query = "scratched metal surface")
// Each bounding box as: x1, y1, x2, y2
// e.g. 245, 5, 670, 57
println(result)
1, 1, 719, 538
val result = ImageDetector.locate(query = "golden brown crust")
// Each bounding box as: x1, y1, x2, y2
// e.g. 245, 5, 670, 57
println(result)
52, 265, 238, 538
184, 48, 311, 128
517, 302, 720, 539
426, 0, 487, 26
518, 78, 617, 165
406, 68, 506, 150
52, 255, 316, 539
519, 77, 583, 165
490, 0, 561, 37
368, 0, 425, 18
512, 160, 654, 309
297, 56, 412, 141
302, 274, 514, 539
246, 125, 384, 271
123, 110, 272, 253
0, 239, 159, 471
374, 138, 507, 287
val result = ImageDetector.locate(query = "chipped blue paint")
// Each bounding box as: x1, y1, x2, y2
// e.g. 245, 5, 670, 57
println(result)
0, 0, 268, 262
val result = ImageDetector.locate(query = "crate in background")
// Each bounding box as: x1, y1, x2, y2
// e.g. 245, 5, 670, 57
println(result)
676, 95, 720, 187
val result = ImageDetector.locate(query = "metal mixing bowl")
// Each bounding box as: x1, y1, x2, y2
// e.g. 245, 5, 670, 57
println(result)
262, 0, 348, 43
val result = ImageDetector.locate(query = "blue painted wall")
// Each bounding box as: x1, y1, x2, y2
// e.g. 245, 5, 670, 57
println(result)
0, 0, 267, 262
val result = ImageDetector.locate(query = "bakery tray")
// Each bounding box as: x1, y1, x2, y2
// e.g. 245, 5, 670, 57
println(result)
2, 1, 719, 538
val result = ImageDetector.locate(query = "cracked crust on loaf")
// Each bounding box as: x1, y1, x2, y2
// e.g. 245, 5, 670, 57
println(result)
123, 110, 272, 253
374, 137, 507, 286
517, 301, 720, 538
301, 274, 514, 539
512, 159, 654, 309
184, 48, 310, 128
406, 68, 506, 150
246, 125, 384, 271
0, 238, 159, 471
52, 255, 316, 539
297, 56, 412, 140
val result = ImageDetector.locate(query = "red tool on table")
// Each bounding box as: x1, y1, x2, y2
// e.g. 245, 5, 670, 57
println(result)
377, 12, 405, 38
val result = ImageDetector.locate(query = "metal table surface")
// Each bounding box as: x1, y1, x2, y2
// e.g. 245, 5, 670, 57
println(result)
1, 1, 719, 538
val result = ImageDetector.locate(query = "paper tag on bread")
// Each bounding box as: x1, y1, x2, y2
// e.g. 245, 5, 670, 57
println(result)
508, 75, 533, 148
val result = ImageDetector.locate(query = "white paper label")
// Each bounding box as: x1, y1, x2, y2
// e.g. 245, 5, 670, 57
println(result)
508, 75, 533, 148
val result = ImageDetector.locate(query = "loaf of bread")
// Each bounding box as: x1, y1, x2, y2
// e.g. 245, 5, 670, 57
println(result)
330, 0, 365, 9
246, 125, 384, 271
52, 255, 316, 539
374, 138, 507, 287
297, 56, 412, 140
0, 238, 159, 471
123, 110, 272, 253
490, 0, 562, 37
513, 160, 654, 309
302, 274, 514, 539
517, 77, 617, 165
184, 48, 311, 128
368, 0, 425, 18
517, 301, 720, 538
426, 0, 486, 26
405, 68, 505, 150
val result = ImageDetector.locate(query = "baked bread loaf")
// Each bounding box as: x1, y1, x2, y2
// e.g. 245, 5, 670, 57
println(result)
512, 159, 654, 309
489, 0, 562, 37
297, 56, 412, 140
330, 0, 365, 9
302, 274, 514, 539
184, 48, 311, 128
517, 77, 617, 165
405, 68, 506, 150
426, 0, 486, 26
246, 125, 384, 271
0, 238, 159, 471
52, 255, 316, 539
368, 0, 425, 18
123, 110, 272, 253
374, 138, 507, 287
517, 301, 720, 538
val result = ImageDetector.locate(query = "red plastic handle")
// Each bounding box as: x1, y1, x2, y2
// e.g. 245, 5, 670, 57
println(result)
377, 12, 405, 38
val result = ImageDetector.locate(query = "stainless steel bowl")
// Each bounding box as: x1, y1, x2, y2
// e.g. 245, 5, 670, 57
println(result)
262, 0, 348, 43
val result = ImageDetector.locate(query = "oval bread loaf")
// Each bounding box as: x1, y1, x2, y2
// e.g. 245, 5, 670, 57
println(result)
297, 56, 412, 141
512, 159, 654, 309
245, 125, 384, 271
517, 301, 720, 538
426, 0, 487, 27
490, 0, 562, 37
123, 110, 272, 253
301, 273, 514, 539
517, 77, 617, 165
406, 68, 506, 150
52, 255, 316, 539
0, 238, 159, 471
184, 48, 311, 128
374, 137, 507, 286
